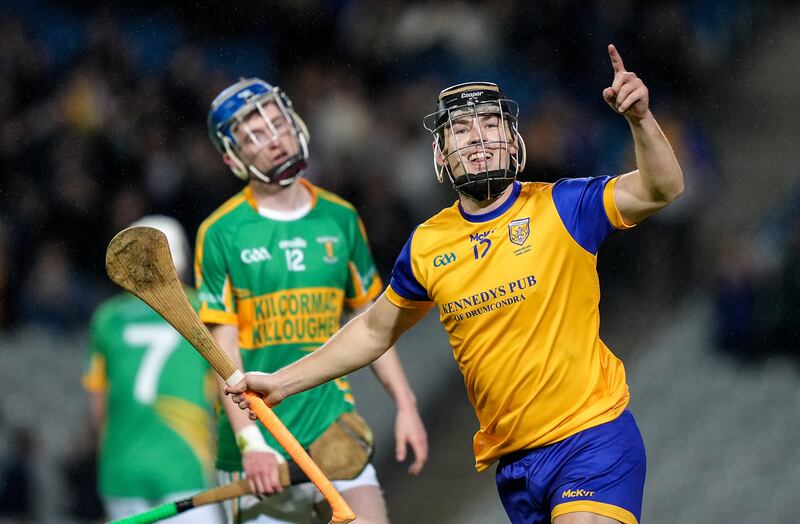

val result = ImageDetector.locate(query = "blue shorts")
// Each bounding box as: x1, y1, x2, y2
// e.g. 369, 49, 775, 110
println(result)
495, 410, 646, 524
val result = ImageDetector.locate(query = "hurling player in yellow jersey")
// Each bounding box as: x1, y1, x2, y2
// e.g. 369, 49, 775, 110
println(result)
228, 45, 683, 524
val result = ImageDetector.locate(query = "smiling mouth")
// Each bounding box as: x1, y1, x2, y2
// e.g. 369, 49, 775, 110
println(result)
469, 151, 492, 161
466, 151, 493, 168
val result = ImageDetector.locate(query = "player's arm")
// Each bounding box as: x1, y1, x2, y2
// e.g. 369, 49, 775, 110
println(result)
226, 293, 428, 411
602, 44, 684, 225
83, 330, 108, 439
88, 391, 107, 436
348, 303, 429, 475
196, 226, 283, 494
209, 323, 284, 495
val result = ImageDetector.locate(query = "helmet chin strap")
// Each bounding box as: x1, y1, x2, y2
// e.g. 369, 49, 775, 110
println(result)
245, 155, 307, 186
247, 163, 275, 185
273, 159, 308, 186
451, 169, 515, 202
444, 139, 517, 201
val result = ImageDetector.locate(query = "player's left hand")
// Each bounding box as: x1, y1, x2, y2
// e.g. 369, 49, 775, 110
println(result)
603, 44, 650, 122
395, 406, 428, 475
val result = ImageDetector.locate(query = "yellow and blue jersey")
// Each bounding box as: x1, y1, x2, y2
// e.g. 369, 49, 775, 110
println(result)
386, 177, 634, 471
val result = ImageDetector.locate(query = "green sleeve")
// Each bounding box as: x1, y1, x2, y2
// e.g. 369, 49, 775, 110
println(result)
82, 306, 109, 392
343, 213, 383, 309
195, 226, 237, 325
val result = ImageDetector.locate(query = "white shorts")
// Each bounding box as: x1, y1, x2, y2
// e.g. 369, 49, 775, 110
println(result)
216, 463, 380, 524
104, 491, 224, 523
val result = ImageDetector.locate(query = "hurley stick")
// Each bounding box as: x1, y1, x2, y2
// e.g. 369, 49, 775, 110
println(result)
108, 464, 312, 524
107, 479, 250, 523
106, 226, 355, 524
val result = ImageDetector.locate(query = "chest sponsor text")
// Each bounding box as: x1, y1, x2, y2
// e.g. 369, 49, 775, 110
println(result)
236, 287, 344, 348
439, 274, 537, 321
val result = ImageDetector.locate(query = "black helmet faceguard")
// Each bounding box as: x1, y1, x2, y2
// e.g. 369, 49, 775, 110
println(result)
423, 82, 526, 202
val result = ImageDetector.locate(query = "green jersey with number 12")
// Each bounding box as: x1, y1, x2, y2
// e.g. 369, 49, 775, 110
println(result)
195, 179, 383, 471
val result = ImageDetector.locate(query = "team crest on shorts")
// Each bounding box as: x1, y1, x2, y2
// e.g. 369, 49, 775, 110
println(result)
508, 218, 530, 246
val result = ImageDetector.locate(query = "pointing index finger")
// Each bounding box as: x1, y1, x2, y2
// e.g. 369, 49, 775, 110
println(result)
608, 44, 626, 74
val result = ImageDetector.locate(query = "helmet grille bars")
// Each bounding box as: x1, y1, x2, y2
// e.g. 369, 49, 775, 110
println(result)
207, 78, 310, 185
423, 82, 526, 200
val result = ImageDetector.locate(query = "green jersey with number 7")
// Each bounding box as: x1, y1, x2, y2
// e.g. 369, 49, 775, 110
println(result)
83, 288, 216, 499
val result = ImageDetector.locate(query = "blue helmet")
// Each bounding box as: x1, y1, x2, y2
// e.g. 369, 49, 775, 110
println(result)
208, 78, 310, 186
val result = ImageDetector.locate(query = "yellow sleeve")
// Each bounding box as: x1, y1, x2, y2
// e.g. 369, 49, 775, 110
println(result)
82, 354, 108, 393
198, 306, 238, 326
603, 176, 637, 230
385, 285, 436, 311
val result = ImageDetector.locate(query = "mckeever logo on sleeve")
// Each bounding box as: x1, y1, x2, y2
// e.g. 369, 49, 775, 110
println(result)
561, 489, 595, 498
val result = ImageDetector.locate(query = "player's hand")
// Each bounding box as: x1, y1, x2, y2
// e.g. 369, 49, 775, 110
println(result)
242, 450, 284, 496
226, 371, 286, 415
603, 44, 650, 122
395, 406, 428, 475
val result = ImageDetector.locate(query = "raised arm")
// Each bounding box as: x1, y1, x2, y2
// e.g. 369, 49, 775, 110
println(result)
603, 44, 684, 224
226, 293, 428, 408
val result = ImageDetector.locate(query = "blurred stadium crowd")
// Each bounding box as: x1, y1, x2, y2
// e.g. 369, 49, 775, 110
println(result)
2, 0, 798, 521
714, 184, 800, 363
0, 0, 755, 334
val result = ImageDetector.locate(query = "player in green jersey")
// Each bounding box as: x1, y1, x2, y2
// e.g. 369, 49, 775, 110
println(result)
199, 78, 428, 524
84, 215, 222, 522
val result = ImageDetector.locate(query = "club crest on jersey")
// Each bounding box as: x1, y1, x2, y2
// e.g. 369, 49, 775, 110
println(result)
508, 218, 530, 246
316, 236, 339, 263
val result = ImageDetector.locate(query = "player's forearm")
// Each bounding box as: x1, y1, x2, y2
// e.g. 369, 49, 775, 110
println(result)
210, 324, 256, 433
275, 312, 394, 399
628, 111, 684, 204
368, 347, 418, 410
89, 392, 107, 437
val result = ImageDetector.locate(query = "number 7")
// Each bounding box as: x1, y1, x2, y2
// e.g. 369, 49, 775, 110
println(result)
124, 324, 181, 405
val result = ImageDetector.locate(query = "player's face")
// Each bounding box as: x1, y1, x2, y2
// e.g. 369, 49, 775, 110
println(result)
441, 112, 515, 177
231, 102, 300, 174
